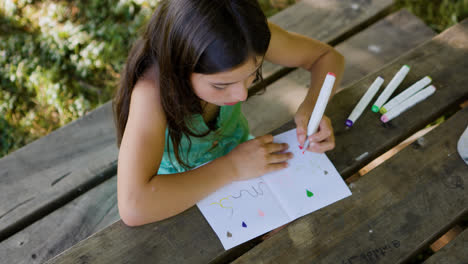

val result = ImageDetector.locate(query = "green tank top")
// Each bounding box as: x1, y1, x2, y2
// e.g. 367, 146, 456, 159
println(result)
157, 102, 255, 174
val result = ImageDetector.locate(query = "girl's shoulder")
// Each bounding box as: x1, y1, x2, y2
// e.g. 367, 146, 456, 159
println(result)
130, 63, 166, 123
136, 63, 160, 91
133, 64, 162, 107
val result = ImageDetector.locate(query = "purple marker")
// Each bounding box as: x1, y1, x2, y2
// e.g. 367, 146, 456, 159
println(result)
345, 76, 384, 127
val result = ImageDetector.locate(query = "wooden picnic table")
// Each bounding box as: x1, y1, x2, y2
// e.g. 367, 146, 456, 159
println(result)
1, 0, 467, 263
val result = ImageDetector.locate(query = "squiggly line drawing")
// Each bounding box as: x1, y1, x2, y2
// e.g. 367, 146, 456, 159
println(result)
209, 181, 268, 218
231, 181, 268, 199
210, 196, 234, 217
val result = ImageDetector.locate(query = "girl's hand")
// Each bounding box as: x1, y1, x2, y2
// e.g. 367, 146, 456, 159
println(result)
295, 104, 335, 153
227, 135, 293, 181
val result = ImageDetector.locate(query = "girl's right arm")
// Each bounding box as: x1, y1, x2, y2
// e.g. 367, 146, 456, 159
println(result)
117, 77, 292, 227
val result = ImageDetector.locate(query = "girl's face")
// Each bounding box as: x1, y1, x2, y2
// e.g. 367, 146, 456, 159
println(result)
191, 56, 263, 106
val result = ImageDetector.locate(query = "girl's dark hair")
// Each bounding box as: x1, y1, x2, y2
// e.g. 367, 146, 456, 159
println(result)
113, 0, 271, 170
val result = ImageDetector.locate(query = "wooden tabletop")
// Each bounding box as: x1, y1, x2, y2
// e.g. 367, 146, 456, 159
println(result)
47, 18, 468, 264
238, 18, 468, 263
1, 0, 467, 263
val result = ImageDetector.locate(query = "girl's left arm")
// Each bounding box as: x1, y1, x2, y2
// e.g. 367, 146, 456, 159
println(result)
264, 21, 345, 153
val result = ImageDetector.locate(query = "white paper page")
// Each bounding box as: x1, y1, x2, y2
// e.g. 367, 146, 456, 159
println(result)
262, 128, 352, 220
197, 177, 290, 250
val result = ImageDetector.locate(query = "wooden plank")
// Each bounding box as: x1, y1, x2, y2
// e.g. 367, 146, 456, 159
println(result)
269, 18, 468, 179
0, 177, 119, 264
0, 102, 117, 242
215, 9, 436, 264
42, 13, 441, 264
333, 9, 435, 94
260, 0, 394, 79
423, 228, 468, 264
232, 104, 468, 263
244, 9, 435, 137
0, 0, 393, 244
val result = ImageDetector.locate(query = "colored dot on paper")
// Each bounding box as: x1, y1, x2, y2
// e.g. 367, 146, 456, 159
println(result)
227, 231, 232, 238
306, 189, 314, 197
242, 221, 247, 228
299, 145, 303, 150
258, 209, 265, 217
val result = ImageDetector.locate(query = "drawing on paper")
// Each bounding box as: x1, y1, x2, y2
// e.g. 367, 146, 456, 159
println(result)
210, 181, 268, 218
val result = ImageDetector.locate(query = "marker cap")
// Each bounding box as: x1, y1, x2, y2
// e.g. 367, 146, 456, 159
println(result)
345, 119, 353, 127
381, 115, 389, 123
327, 72, 336, 77
380, 107, 387, 114
372, 105, 380, 112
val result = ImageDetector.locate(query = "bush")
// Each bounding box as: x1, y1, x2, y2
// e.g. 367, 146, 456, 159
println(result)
1, 0, 467, 158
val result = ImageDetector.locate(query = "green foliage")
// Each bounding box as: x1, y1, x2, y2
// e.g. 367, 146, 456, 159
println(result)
258, 0, 297, 17
0, 0, 466, 158
0, 0, 159, 156
0, 116, 28, 157
396, 0, 468, 32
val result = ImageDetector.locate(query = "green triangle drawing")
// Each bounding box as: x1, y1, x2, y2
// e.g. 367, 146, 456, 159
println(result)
306, 189, 314, 197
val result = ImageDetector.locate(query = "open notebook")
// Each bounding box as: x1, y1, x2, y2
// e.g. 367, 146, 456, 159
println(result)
196, 128, 352, 250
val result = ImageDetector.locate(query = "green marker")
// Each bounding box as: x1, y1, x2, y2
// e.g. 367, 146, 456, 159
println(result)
372, 65, 411, 112
372, 105, 380, 113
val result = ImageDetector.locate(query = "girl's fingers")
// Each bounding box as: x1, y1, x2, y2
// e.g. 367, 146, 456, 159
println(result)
310, 120, 333, 142
257, 134, 274, 144
266, 142, 289, 153
268, 152, 293, 163
297, 131, 307, 146
266, 162, 289, 173
310, 129, 331, 143
307, 138, 335, 153
295, 124, 307, 146
294, 108, 310, 146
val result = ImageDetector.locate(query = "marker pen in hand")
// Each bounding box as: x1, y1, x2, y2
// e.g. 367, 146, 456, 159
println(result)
302, 72, 336, 153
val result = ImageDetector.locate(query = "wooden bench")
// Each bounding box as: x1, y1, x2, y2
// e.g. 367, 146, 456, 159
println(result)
423, 228, 468, 264
232, 18, 468, 263
47, 18, 467, 264
234, 108, 468, 264
0, 0, 394, 245
2, 0, 467, 263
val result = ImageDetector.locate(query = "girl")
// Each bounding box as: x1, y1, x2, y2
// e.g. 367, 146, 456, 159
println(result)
113, 0, 344, 239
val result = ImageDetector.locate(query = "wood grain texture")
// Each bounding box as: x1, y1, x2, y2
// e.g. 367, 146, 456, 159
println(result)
261, 0, 394, 78
270, 18, 468, 179
423, 228, 468, 264
0, 177, 119, 264
0, 0, 393, 245
232, 104, 468, 264
43, 14, 443, 264
0, 102, 117, 241
244, 9, 435, 137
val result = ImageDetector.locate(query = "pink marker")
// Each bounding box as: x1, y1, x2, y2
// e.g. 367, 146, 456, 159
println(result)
381, 85, 436, 123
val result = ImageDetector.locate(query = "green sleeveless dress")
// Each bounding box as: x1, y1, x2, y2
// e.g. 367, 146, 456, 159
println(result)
157, 102, 255, 174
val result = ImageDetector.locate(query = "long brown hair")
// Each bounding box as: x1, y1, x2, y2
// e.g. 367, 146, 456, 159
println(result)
113, 0, 271, 170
